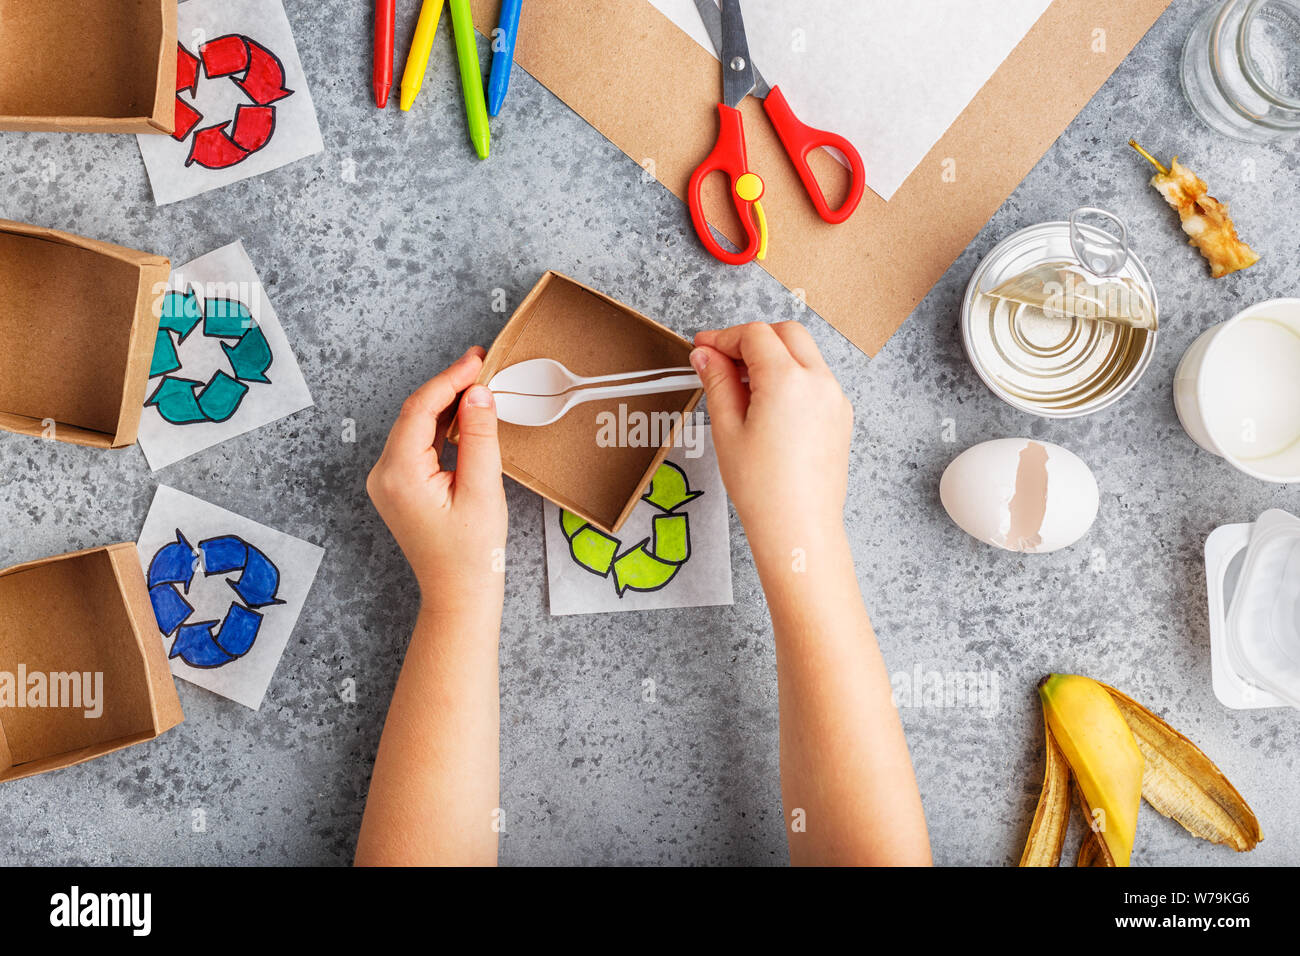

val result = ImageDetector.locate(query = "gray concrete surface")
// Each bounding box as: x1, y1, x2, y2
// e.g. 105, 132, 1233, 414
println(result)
1, 0, 1297, 866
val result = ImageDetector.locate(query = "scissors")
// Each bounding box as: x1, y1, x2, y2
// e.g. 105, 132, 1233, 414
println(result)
688, 0, 866, 266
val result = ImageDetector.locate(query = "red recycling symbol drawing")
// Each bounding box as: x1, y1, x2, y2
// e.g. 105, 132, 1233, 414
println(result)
173, 35, 295, 170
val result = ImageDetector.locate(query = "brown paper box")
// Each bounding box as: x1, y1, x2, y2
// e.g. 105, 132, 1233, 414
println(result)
470, 0, 1175, 357
0, 0, 178, 134
461, 272, 703, 534
0, 544, 184, 783
0, 220, 170, 449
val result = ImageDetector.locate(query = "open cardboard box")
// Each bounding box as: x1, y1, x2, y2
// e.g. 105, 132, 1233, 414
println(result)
464, 272, 703, 534
0, 0, 177, 133
0, 220, 170, 448
0, 544, 184, 783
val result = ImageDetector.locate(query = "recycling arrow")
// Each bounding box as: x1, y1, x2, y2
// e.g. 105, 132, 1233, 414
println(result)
169, 34, 295, 169
146, 290, 274, 425
188, 105, 277, 170
146, 376, 208, 424
223, 326, 273, 383
174, 45, 203, 140
559, 461, 699, 598
642, 464, 703, 512
146, 531, 199, 635
200, 35, 293, 106
146, 531, 285, 669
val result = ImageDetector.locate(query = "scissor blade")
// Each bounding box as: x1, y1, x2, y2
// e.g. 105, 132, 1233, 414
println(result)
693, 0, 771, 101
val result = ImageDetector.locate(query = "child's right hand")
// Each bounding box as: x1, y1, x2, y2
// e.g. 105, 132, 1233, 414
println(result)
691, 322, 853, 556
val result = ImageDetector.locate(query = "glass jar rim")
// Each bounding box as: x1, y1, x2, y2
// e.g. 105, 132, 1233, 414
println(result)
1237, 0, 1300, 111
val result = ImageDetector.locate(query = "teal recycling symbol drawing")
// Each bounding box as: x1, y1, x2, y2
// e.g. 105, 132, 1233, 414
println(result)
147, 289, 274, 425
559, 461, 702, 597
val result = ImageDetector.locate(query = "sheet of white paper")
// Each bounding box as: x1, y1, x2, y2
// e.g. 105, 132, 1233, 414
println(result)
544, 425, 733, 616
137, 485, 324, 710
137, 0, 324, 206
137, 240, 314, 471
649, 0, 1052, 201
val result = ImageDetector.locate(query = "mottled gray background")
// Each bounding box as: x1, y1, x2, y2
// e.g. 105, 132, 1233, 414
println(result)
1, 0, 1296, 866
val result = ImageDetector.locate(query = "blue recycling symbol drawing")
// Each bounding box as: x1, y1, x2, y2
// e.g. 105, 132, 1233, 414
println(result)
147, 531, 285, 668
146, 289, 274, 425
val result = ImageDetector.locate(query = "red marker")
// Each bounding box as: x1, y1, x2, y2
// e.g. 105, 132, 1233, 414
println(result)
373, 0, 396, 108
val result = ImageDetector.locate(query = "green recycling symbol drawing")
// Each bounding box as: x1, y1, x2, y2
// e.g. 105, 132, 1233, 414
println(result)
560, 461, 702, 597
146, 289, 274, 425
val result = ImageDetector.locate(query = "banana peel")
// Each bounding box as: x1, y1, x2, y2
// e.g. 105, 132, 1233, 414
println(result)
1099, 681, 1262, 852
1018, 713, 1071, 866
1041, 674, 1143, 866
1020, 674, 1262, 866
1073, 784, 1115, 867
1077, 829, 1108, 868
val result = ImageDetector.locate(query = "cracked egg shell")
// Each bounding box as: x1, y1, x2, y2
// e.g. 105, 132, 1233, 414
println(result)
940, 438, 1099, 553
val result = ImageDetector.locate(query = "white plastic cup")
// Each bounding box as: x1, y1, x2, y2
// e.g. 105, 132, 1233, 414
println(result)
1174, 298, 1300, 483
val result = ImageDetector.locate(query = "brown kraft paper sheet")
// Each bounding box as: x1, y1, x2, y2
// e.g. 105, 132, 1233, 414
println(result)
470, 0, 1175, 357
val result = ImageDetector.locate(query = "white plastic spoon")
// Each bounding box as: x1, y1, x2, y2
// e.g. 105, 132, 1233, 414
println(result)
494, 373, 702, 427
487, 358, 696, 396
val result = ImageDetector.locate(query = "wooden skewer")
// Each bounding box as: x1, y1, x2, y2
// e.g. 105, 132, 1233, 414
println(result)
1129, 139, 1169, 176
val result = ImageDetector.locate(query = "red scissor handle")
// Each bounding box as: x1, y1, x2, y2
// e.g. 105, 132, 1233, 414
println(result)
763, 85, 865, 225
688, 104, 767, 267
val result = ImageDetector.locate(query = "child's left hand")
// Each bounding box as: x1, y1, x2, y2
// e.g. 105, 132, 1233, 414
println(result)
367, 347, 508, 606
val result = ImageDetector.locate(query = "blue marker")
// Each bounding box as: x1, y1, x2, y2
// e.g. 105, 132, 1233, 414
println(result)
486, 0, 523, 116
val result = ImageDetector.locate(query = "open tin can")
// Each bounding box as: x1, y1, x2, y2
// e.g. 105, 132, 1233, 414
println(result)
960, 209, 1159, 418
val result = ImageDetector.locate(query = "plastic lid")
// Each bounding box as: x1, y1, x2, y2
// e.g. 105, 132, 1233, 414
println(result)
1225, 509, 1300, 708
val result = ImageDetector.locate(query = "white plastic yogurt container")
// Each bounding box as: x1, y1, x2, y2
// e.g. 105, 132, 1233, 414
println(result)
1174, 298, 1300, 483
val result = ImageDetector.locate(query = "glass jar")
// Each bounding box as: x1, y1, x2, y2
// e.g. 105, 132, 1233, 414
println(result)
1181, 0, 1300, 142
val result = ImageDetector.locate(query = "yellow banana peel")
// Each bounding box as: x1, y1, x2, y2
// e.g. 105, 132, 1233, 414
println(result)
1040, 674, 1143, 866
1020, 674, 1262, 867
1077, 829, 1108, 867
1018, 713, 1071, 867
1100, 681, 1262, 852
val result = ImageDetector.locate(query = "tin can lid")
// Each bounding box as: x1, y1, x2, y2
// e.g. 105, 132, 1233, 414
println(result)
961, 218, 1159, 419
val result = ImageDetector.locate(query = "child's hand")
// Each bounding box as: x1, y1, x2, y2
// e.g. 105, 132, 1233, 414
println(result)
367, 347, 507, 605
691, 322, 852, 554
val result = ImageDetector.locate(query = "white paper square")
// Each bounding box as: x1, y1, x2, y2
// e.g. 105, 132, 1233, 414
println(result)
137, 240, 314, 471
137, 485, 324, 710
543, 424, 733, 616
137, 0, 324, 206
650, 0, 1052, 201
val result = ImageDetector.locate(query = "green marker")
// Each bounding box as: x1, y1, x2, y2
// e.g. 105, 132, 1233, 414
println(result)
448, 0, 490, 159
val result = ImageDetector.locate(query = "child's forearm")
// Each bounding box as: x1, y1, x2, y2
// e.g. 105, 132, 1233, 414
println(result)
751, 526, 932, 866
355, 596, 502, 866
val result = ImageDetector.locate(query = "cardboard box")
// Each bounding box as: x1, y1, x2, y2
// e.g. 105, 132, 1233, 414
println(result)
0, 0, 178, 134
0, 544, 184, 783
0, 220, 170, 448
470, 272, 703, 534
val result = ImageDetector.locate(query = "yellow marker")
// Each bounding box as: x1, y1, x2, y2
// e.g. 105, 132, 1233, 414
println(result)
400, 0, 447, 111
